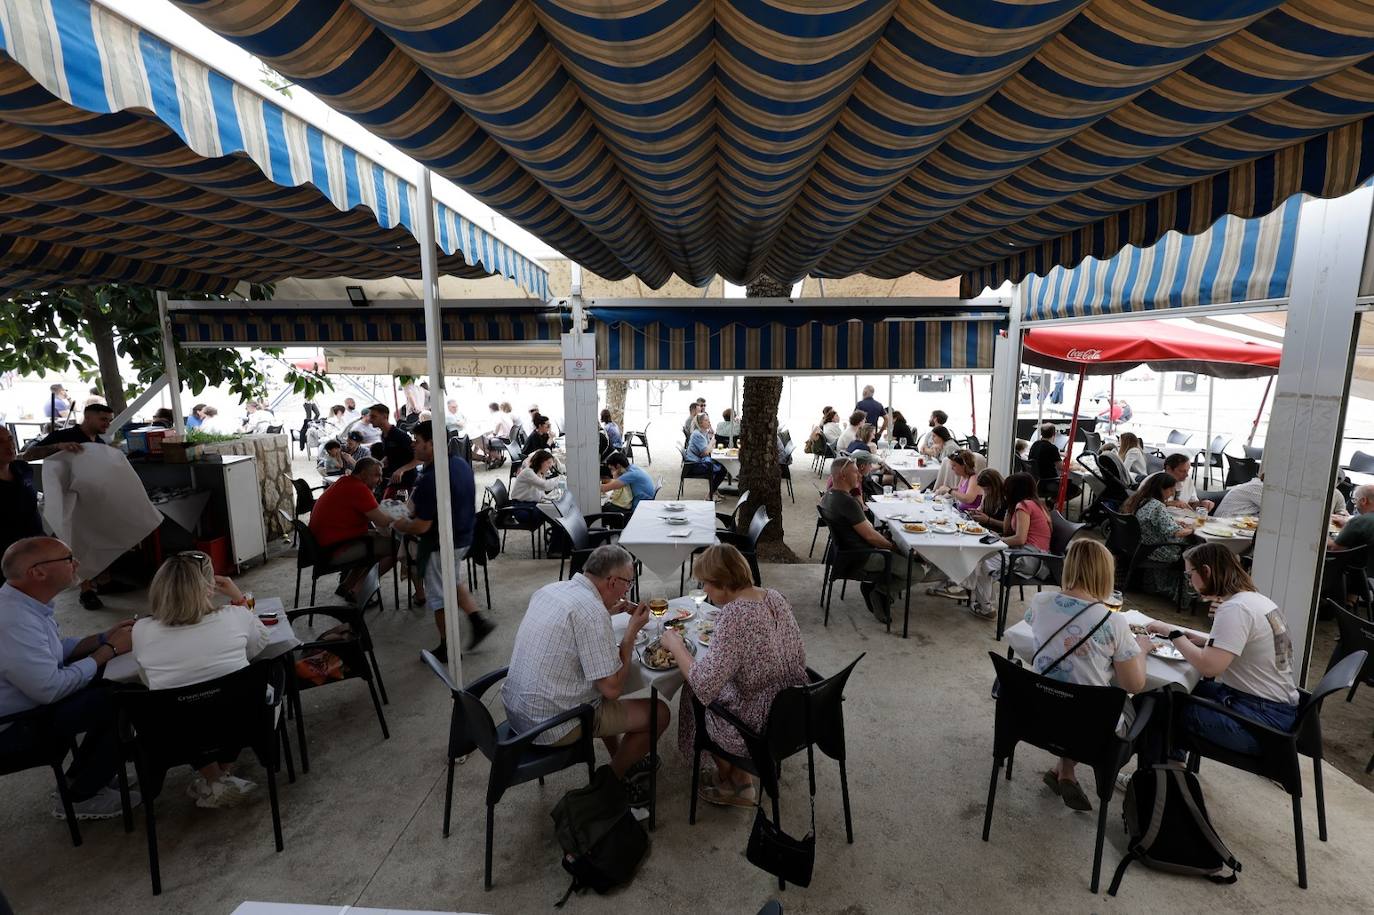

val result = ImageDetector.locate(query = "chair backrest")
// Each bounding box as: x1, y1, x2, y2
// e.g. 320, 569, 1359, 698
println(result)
1224, 454, 1259, 487
987, 652, 1129, 765
1242, 444, 1264, 460
265, 424, 284, 434
966, 433, 983, 454
1305, 649, 1371, 718
745, 505, 771, 547
763, 654, 864, 767
552, 508, 594, 551
421, 650, 500, 760
1144, 452, 1165, 474
1049, 509, 1085, 556
449, 434, 472, 462
781, 441, 796, 464
513, 425, 527, 448
1209, 436, 1229, 456
1103, 508, 1141, 558
117, 664, 280, 796
1349, 450, 1374, 473
1080, 430, 1101, 454
292, 478, 315, 514
1167, 429, 1191, 446
487, 478, 510, 507
715, 433, 731, 448
292, 520, 323, 567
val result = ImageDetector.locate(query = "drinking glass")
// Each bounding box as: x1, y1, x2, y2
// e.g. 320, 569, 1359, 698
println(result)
689, 588, 707, 616
650, 594, 668, 636
883, 484, 893, 497
1105, 590, 1123, 612
898, 437, 907, 450
1195, 506, 1209, 524
243, 591, 256, 612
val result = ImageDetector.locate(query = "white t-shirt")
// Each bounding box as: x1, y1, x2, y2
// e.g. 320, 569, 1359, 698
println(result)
1174, 474, 1199, 504
1208, 591, 1299, 705
1025, 592, 1141, 687
132, 605, 271, 690
836, 426, 860, 452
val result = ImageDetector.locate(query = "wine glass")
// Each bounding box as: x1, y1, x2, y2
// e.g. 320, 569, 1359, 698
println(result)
689, 587, 707, 617
243, 591, 256, 613
649, 590, 669, 637
898, 437, 907, 450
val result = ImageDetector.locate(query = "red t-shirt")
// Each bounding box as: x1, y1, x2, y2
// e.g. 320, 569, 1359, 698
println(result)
308, 475, 378, 548
1013, 499, 1052, 552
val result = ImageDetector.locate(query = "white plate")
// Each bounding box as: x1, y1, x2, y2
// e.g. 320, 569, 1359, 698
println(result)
1150, 640, 1186, 661
930, 525, 959, 535
664, 516, 689, 525
667, 530, 692, 538
662, 503, 686, 512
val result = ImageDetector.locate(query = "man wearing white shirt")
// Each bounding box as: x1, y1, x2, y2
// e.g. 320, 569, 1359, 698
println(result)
241, 402, 277, 435
493, 402, 515, 441
444, 399, 466, 432
1162, 453, 1214, 512
836, 411, 864, 453
339, 398, 361, 427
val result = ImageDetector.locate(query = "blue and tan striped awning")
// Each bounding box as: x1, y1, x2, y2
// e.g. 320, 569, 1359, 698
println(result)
174, 1, 1374, 294
1023, 196, 1303, 321
170, 304, 566, 347
0, 0, 548, 298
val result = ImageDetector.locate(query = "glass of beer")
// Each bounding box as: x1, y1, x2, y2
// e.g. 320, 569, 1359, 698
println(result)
648, 597, 669, 636
1105, 590, 1123, 612
243, 591, 256, 612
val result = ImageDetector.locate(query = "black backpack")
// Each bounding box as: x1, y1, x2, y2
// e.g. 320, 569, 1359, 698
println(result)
472, 507, 501, 561
551, 765, 647, 905
1107, 762, 1240, 895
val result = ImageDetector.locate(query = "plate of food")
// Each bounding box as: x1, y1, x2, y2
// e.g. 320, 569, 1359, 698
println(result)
903, 522, 928, 533
1199, 524, 1234, 538
666, 606, 694, 623
930, 523, 959, 535
664, 516, 690, 525
962, 524, 987, 536
640, 637, 695, 671
695, 620, 715, 646
1149, 639, 1186, 661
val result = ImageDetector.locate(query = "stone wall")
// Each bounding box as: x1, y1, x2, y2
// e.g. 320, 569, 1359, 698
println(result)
197, 433, 293, 539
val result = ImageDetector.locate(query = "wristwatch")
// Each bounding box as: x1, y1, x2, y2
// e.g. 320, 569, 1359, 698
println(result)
1167, 630, 1185, 641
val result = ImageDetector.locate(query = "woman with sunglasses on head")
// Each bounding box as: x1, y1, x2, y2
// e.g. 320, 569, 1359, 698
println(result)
659, 544, 806, 808
131, 552, 269, 808
934, 450, 984, 510
1146, 544, 1299, 754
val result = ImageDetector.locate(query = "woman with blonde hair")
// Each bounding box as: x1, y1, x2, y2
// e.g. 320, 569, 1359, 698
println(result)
131, 551, 269, 807
659, 544, 806, 807
1024, 539, 1151, 811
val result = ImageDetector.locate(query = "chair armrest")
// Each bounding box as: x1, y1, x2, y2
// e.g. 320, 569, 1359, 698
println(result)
1122, 694, 1157, 743
285, 604, 360, 626
464, 666, 510, 700
499, 703, 596, 751
714, 512, 737, 530
715, 531, 751, 550
586, 528, 617, 544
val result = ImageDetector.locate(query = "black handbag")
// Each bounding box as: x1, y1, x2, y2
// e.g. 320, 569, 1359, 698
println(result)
745, 690, 816, 887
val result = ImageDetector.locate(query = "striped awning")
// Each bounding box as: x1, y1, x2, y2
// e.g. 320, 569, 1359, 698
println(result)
170, 304, 566, 347
595, 317, 999, 375
1023, 196, 1302, 322
0, 0, 548, 298
175, 2, 1374, 294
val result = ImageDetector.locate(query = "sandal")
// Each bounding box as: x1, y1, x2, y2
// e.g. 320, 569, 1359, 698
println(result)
698, 779, 756, 808
1041, 770, 1062, 796
1058, 779, 1093, 812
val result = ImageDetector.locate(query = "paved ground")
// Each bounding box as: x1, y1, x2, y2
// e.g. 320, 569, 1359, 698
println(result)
3, 439, 1372, 914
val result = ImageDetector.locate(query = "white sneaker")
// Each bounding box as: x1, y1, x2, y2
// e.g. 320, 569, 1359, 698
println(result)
186, 775, 213, 803
221, 775, 258, 799
196, 776, 257, 809
52, 786, 139, 820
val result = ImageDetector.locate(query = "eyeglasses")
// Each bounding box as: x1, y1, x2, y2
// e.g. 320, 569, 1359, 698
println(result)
29, 554, 76, 572
606, 575, 634, 589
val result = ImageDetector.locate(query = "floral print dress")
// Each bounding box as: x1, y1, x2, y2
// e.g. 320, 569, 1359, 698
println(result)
676, 588, 807, 759
1135, 498, 1194, 599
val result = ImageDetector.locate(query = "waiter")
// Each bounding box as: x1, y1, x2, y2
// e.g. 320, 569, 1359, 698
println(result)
19, 404, 121, 610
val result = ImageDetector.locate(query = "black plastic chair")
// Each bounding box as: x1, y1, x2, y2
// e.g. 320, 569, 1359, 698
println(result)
504, 442, 525, 481
995, 509, 1083, 640
677, 447, 715, 498
1177, 649, 1369, 889
624, 423, 650, 465
690, 506, 770, 591
115, 664, 292, 895
982, 652, 1155, 893
808, 504, 830, 559
778, 442, 797, 503
716, 489, 751, 532
0, 704, 87, 846
1074, 453, 1124, 525
1103, 508, 1187, 608
1348, 450, 1374, 474
1322, 544, 1371, 611
1243, 443, 1265, 461
290, 521, 394, 610
284, 605, 389, 774
811, 438, 838, 476
485, 479, 543, 558
1144, 452, 1166, 475
549, 509, 618, 580
421, 655, 594, 890
292, 477, 321, 520
1322, 598, 1374, 699
1224, 454, 1260, 487
818, 511, 897, 632
448, 434, 473, 463
687, 656, 864, 890
466, 508, 498, 612
966, 433, 984, 455
1201, 436, 1230, 485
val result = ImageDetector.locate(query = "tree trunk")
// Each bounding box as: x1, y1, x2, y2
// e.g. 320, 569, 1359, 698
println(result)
81, 291, 127, 416
606, 377, 628, 427
739, 274, 794, 561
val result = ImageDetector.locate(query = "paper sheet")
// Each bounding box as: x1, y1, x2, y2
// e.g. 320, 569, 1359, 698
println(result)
41, 446, 164, 579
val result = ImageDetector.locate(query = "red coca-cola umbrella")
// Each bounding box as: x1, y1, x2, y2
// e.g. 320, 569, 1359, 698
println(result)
1018, 321, 1281, 508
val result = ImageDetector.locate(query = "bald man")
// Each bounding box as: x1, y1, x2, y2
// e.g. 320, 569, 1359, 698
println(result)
0, 537, 140, 819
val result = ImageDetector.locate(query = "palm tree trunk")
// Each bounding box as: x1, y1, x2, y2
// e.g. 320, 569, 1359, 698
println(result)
606, 378, 628, 427
739, 275, 794, 560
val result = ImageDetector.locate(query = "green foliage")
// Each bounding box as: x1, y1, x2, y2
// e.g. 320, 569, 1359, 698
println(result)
185, 428, 239, 444
0, 283, 330, 404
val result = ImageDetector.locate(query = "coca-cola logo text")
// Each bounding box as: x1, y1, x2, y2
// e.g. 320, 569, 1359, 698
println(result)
1066, 348, 1103, 360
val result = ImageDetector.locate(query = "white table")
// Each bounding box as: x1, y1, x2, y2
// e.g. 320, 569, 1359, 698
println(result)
616, 499, 718, 581
1004, 608, 1205, 692
882, 451, 940, 490
610, 596, 716, 828
106, 598, 302, 683
1167, 507, 1254, 555
868, 495, 1007, 637
711, 448, 741, 478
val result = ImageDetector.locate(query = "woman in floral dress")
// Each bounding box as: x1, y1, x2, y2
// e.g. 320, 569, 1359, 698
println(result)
660, 544, 807, 808
1122, 471, 1195, 600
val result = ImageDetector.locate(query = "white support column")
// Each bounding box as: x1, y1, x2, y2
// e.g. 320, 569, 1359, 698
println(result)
1251, 188, 1373, 681
156, 291, 184, 431
416, 166, 462, 685
987, 282, 1024, 475
562, 292, 600, 515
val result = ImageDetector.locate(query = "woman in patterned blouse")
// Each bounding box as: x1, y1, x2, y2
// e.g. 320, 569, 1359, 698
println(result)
660, 544, 807, 807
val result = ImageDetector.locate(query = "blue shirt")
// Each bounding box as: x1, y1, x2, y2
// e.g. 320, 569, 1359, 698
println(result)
0, 583, 96, 727
846, 440, 870, 454
185, 414, 203, 429
687, 429, 713, 464
617, 464, 656, 508
604, 421, 623, 448
412, 454, 476, 550
855, 397, 884, 426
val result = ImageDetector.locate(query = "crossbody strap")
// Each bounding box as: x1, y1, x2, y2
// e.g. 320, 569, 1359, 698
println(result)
1033, 601, 1109, 677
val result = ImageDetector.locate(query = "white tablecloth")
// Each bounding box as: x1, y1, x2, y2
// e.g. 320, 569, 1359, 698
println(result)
617, 500, 718, 579
1166, 507, 1253, 555
712, 450, 741, 477
882, 452, 940, 490
1004, 609, 1204, 692
869, 496, 1006, 582
609, 596, 715, 700
106, 598, 301, 683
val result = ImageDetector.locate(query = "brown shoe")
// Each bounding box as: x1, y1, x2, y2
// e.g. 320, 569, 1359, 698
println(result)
1058, 779, 1093, 812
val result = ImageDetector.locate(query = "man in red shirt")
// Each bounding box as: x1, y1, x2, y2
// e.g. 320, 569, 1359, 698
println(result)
308, 458, 397, 601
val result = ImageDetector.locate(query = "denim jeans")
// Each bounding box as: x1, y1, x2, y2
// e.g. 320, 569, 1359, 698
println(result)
0, 685, 121, 800
1183, 680, 1298, 756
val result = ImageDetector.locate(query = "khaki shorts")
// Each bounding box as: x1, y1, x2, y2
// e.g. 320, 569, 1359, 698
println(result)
549, 698, 634, 747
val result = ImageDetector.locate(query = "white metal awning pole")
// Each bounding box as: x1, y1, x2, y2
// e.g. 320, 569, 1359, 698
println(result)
986, 281, 1023, 475
156, 291, 184, 431
416, 165, 462, 685
1204, 376, 1214, 487
1250, 187, 1372, 683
